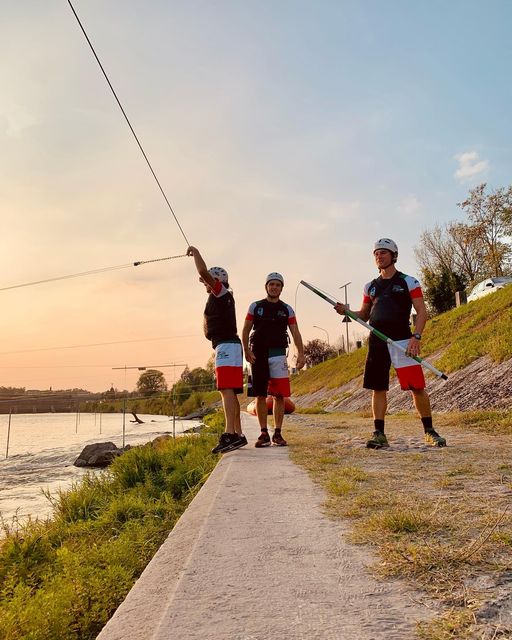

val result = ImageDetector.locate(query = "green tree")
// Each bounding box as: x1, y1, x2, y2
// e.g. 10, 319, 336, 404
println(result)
421, 268, 467, 315
304, 339, 338, 368
136, 369, 168, 397
457, 183, 512, 277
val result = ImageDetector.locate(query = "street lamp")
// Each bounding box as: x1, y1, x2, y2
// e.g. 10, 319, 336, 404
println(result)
339, 282, 351, 352
313, 325, 330, 345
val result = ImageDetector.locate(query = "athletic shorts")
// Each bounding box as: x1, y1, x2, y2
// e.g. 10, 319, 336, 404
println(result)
363, 334, 425, 391
249, 347, 291, 398
215, 340, 243, 394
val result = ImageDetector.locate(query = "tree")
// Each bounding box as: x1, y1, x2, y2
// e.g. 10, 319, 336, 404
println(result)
457, 183, 512, 277
422, 267, 466, 315
304, 339, 338, 368
414, 183, 512, 314
179, 366, 215, 391
136, 369, 168, 397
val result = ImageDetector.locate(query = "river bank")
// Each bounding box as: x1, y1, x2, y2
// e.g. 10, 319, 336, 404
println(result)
0, 412, 201, 523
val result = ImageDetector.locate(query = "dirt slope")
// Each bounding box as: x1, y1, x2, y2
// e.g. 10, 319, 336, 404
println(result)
293, 355, 512, 413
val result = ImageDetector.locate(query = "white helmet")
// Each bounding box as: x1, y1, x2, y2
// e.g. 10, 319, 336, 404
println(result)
374, 238, 398, 255
265, 272, 284, 286
208, 267, 229, 284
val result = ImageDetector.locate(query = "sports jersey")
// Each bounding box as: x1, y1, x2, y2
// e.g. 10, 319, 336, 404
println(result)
203, 280, 238, 348
362, 271, 422, 340
246, 299, 297, 349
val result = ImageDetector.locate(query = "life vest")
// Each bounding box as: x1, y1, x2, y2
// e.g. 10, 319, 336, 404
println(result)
249, 299, 291, 350
203, 287, 238, 348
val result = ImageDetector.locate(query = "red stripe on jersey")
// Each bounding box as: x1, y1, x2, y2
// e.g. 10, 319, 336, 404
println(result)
410, 286, 423, 299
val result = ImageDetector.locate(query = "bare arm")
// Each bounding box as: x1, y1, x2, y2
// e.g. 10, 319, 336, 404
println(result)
406, 297, 428, 357
411, 297, 428, 335
186, 246, 216, 288
289, 323, 305, 370
334, 300, 371, 322
242, 318, 255, 364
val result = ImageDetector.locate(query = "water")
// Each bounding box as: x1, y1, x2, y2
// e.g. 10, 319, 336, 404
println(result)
0, 412, 201, 525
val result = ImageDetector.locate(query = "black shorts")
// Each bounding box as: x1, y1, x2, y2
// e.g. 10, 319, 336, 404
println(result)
363, 334, 392, 391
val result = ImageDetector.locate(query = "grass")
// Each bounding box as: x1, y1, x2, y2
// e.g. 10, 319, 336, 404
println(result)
291, 285, 512, 397
0, 412, 224, 640
286, 411, 512, 639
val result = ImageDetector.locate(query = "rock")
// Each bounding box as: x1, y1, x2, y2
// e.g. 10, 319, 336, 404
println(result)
151, 434, 173, 448
74, 442, 122, 468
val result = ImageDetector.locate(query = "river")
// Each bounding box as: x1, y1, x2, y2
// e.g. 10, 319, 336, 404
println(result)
0, 412, 201, 525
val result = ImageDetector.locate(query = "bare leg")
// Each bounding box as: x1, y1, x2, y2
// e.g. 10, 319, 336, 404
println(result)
411, 389, 432, 418
219, 389, 237, 434
273, 396, 285, 429
234, 395, 242, 435
256, 396, 268, 430
372, 390, 387, 420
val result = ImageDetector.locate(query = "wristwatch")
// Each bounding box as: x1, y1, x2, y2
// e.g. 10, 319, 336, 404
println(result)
412, 333, 422, 340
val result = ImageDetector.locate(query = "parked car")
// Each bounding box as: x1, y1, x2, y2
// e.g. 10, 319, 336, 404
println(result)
467, 276, 512, 303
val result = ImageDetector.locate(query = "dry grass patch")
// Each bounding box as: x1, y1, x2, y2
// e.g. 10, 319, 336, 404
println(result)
286, 412, 512, 639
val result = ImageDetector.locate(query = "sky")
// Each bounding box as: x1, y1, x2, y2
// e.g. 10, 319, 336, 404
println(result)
1, 0, 511, 392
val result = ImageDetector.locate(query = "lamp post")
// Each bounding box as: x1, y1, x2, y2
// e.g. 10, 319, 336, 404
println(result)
313, 325, 330, 345
339, 281, 351, 352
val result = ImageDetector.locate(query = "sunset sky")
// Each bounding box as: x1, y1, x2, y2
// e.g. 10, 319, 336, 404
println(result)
1, 0, 511, 392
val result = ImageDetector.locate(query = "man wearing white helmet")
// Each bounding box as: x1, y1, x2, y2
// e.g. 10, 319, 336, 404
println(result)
334, 238, 446, 449
187, 246, 247, 453
242, 272, 305, 447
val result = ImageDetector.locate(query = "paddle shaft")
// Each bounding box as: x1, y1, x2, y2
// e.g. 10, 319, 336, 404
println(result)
300, 280, 448, 380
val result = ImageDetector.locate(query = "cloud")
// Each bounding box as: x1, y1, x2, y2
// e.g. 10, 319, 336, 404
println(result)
454, 151, 489, 181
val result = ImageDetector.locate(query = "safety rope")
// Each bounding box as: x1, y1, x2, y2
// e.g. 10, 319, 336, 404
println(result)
0, 254, 187, 292
66, 0, 190, 246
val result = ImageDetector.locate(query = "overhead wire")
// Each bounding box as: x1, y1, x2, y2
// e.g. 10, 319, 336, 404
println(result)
66, 0, 191, 246
0, 334, 199, 356
0, 253, 187, 292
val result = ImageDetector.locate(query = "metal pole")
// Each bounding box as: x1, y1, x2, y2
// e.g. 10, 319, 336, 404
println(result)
75, 404, 79, 433
339, 281, 351, 353
6, 409, 12, 458
313, 325, 330, 345
99, 408, 102, 434
122, 397, 126, 449
172, 388, 176, 439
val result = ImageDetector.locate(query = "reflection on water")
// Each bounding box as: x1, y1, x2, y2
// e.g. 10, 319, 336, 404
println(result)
0, 413, 200, 524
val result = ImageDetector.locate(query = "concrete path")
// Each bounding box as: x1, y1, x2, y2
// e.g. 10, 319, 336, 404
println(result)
97, 413, 432, 640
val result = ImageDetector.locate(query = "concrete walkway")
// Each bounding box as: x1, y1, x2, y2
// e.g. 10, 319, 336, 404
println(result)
97, 413, 431, 640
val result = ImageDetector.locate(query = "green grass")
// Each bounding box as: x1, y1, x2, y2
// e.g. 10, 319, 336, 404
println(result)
0, 413, 224, 640
287, 411, 512, 639
291, 285, 512, 396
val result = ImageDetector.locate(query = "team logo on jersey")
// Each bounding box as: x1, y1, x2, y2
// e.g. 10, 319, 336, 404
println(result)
369, 286, 376, 297
257, 307, 264, 316
277, 310, 287, 318
392, 285, 405, 293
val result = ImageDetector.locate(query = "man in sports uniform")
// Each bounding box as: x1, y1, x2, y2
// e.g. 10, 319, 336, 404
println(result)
187, 246, 247, 454
334, 238, 446, 449
242, 272, 305, 448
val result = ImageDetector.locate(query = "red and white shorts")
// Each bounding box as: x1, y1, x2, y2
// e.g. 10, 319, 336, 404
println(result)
215, 341, 243, 393
250, 347, 291, 397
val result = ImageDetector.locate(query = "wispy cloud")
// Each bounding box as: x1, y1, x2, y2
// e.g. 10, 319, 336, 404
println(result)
454, 151, 489, 181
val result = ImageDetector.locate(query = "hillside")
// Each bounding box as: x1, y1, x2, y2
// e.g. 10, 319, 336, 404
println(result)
291, 284, 512, 413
